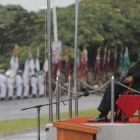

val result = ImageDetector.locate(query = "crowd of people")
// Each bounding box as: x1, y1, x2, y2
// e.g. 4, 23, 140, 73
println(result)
0, 70, 45, 101
0, 65, 122, 101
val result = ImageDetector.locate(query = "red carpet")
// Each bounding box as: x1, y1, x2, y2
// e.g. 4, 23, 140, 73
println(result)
63, 117, 140, 124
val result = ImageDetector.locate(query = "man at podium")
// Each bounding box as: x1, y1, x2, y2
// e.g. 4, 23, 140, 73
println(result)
87, 60, 140, 122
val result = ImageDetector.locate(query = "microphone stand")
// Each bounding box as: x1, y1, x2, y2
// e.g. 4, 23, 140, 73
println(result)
21, 104, 47, 140
21, 96, 81, 140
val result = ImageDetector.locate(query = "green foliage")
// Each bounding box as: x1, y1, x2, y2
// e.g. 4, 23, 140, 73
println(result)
0, 0, 140, 69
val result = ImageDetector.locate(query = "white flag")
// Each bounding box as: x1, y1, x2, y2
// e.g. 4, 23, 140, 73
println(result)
35, 48, 40, 75
43, 58, 48, 72
23, 60, 29, 79
10, 45, 19, 78
29, 52, 35, 76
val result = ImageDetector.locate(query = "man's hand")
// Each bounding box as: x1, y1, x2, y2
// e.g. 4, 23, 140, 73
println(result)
124, 76, 133, 84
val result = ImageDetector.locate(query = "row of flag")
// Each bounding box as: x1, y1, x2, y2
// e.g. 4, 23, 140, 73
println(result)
95, 46, 131, 78
9, 45, 136, 80
10, 45, 48, 79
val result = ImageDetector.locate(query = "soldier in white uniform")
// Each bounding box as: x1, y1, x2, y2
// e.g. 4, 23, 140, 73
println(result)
38, 72, 45, 97
23, 78, 30, 99
0, 70, 7, 101
7, 76, 14, 100
31, 75, 38, 98
16, 71, 23, 99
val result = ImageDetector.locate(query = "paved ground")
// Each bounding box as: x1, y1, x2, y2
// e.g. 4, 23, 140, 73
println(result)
1, 131, 46, 140
0, 94, 102, 121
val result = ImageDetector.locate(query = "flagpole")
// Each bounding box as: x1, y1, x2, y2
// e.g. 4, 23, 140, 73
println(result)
74, 0, 79, 117
47, 0, 53, 124
52, 0, 58, 42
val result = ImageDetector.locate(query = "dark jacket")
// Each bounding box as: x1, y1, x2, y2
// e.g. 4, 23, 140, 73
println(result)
126, 60, 140, 89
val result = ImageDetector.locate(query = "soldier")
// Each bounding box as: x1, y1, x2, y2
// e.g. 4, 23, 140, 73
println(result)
87, 68, 94, 86
59, 69, 66, 95
31, 74, 38, 98
38, 72, 45, 97
7, 75, 14, 100
16, 70, 23, 99
0, 70, 7, 101
23, 77, 30, 99
81, 74, 87, 89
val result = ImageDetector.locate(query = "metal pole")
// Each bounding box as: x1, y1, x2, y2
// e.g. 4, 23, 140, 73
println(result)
111, 76, 115, 123
37, 108, 40, 140
47, 0, 53, 123
56, 76, 60, 121
52, 0, 58, 42
74, 0, 79, 117
68, 76, 72, 118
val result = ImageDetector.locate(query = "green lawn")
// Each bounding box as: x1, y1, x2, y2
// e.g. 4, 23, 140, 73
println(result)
0, 108, 100, 133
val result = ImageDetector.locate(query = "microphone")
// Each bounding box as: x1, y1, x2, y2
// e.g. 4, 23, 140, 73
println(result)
76, 88, 89, 97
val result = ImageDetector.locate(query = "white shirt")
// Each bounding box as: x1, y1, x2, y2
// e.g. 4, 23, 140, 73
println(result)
16, 74, 23, 87
31, 76, 38, 88
23, 78, 29, 87
38, 74, 44, 86
0, 74, 7, 88
7, 77, 14, 89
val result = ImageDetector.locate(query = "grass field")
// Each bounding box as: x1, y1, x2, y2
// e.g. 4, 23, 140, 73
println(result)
0, 108, 100, 133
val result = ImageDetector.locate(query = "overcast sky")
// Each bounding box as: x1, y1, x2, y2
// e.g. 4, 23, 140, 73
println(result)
0, 0, 80, 12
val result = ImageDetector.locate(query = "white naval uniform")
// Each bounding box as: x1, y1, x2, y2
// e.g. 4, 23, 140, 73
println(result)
23, 78, 29, 97
0, 74, 7, 98
7, 77, 14, 98
16, 74, 23, 97
31, 76, 38, 95
38, 74, 45, 96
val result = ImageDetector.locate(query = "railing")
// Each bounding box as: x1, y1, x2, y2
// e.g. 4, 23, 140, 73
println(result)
52, 75, 140, 124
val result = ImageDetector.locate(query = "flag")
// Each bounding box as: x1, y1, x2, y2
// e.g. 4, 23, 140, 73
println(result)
28, 52, 35, 76
35, 48, 40, 75
57, 53, 62, 73
102, 47, 107, 71
43, 58, 48, 77
65, 50, 69, 69
52, 49, 60, 78
119, 47, 125, 76
65, 50, 70, 78
52, 50, 58, 64
106, 49, 110, 72
10, 44, 19, 78
43, 58, 48, 73
95, 48, 101, 78
23, 56, 29, 80
137, 54, 140, 62
114, 47, 117, 71
77, 49, 81, 79
81, 48, 88, 76
124, 47, 130, 74
119, 47, 124, 70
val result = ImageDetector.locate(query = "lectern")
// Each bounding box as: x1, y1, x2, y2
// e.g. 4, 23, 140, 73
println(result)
53, 120, 101, 140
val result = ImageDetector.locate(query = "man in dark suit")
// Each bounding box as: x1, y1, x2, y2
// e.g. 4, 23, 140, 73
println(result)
87, 60, 140, 122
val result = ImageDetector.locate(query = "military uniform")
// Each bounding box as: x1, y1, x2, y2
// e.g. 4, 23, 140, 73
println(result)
38, 73, 45, 97
23, 78, 30, 98
87, 70, 94, 86
7, 77, 14, 100
0, 72, 7, 100
60, 71, 66, 95
16, 74, 23, 99
31, 75, 38, 97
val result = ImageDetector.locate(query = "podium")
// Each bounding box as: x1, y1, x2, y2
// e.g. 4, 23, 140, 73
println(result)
53, 119, 101, 140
